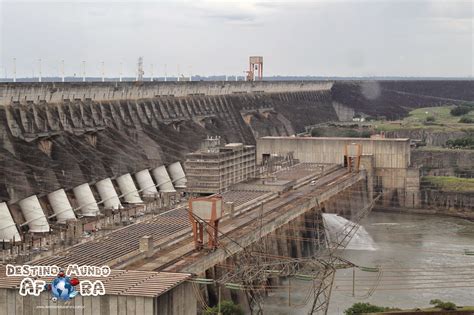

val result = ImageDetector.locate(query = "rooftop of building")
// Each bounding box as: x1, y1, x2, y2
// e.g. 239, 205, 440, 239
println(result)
259, 136, 410, 142
186, 142, 255, 156
0, 265, 191, 298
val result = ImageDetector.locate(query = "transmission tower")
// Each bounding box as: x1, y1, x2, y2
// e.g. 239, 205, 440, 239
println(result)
214, 191, 381, 314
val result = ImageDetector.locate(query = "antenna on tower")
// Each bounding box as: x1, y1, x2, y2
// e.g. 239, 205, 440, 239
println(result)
164, 64, 167, 82
61, 60, 65, 82
82, 61, 86, 82
150, 64, 154, 82
137, 57, 144, 81
119, 62, 123, 82
38, 59, 42, 82
101, 61, 105, 82
13, 58, 16, 83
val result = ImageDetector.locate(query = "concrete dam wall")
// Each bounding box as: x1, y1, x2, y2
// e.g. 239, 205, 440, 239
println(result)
0, 81, 336, 204
1, 79, 472, 205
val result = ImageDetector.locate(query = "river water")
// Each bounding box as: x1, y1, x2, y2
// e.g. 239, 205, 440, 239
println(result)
262, 211, 474, 314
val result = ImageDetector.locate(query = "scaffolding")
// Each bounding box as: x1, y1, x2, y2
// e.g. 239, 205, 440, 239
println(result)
185, 141, 257, 194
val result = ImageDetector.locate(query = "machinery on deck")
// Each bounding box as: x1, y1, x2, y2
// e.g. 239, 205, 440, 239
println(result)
188, 196, 223, 250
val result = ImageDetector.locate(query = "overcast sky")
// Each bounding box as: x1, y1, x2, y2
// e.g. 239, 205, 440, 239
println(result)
0, 0, 472, 78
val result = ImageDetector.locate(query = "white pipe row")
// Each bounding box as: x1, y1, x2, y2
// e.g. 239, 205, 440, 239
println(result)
0, 202, 21, 242
2, 163, 187, 240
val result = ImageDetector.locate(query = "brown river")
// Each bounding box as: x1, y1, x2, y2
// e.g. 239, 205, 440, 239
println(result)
262, 211, 474, 314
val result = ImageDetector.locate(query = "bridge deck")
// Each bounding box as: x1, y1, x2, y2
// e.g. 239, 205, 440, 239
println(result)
133, 168, 363, 273
28, 164, 352, 272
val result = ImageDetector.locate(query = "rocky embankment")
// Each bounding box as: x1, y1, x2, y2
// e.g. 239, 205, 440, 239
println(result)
331, 80, 474, 119
412, 148, 474, 177
385, 129, 469, 146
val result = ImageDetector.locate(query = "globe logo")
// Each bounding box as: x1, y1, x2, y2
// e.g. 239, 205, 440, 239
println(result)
45, 271, 80, 301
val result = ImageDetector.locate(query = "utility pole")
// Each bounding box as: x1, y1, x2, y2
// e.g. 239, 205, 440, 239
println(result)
61, 60, 65, 82
137, 57, 144, 81
82, 61, 86, 82
38, 58, 42, 82
217, 286, 222, 315
13, 58, 16, 82
352, 268, 355, 297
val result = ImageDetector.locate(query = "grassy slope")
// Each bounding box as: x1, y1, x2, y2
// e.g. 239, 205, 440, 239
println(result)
370, 306, 474, 313
415, 146, 473, 152
370, 307, 474, 314
374, 105, 474, 132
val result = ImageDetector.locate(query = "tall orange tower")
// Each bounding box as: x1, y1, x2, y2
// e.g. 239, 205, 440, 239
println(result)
247, 56, 263, 81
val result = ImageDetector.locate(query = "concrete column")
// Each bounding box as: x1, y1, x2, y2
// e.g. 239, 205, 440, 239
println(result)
360, 155, 374, 199
225, 202, 235, 217
405, 168, 421, 208
66, 219, 77, 245
104, 208, 114, 227
139, 235, 154, 258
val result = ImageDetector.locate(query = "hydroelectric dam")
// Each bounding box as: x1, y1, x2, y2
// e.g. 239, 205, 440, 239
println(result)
0, 80, 471, 314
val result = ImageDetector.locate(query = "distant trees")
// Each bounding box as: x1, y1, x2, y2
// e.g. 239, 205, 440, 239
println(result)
204, 301, 244, 315
425, 116, 436, 122
459, 117, 474, 124
310, 128, 324, 137
445, 136, 474, 149
310, 127, 373, 138
360, 130, 372, 138
344, 303, 393, 315
451, 104, 473, 116
341, 129, 360, 137
430, 299, 457, 311
344, 300, 459, 314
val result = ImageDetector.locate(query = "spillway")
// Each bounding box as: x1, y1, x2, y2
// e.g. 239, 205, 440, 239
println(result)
168, 162, 187, 188
135, 169, 158, 196
116, 173, 143, 204
96, 178, 122, 210
73, 183, 100, 216
18, 195, 50, 233
152, 166, 176, 193
47, 189, 76, 223
322, 213, 377, 251
0, 202, 21, 242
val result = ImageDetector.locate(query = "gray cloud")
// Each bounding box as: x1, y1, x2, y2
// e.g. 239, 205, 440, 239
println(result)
0, 0, 472, 78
